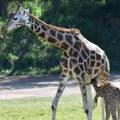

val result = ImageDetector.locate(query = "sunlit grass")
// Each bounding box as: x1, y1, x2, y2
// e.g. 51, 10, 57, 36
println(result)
0, 95, 112, 120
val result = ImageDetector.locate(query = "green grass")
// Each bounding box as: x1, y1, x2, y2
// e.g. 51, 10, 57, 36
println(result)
0, 95, 112, 120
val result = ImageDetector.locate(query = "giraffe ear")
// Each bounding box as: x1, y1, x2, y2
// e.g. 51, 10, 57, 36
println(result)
23, 9, 29, 14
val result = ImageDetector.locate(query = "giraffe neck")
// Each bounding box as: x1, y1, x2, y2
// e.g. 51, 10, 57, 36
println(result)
93, 84, 104, 97
26, 13, 79, 52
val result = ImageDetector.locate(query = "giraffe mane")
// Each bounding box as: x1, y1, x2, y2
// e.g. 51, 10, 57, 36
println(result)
48, 24, 80, 33
27, 12, 47, 26
27, 12, 80, 33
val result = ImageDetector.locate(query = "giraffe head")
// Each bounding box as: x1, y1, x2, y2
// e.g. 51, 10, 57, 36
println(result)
1, 4, 30, 33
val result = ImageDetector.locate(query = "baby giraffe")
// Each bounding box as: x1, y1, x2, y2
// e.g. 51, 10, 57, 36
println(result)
91, 78, 120, 120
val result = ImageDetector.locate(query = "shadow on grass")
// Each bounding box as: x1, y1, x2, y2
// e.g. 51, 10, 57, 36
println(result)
0, 74, 78, 90
0, 72, 119, 90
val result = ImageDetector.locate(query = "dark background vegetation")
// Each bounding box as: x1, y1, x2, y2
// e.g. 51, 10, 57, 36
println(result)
0, 0, 120, 75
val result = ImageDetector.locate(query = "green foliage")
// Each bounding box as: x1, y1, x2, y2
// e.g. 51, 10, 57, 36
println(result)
0, 0, 120, 75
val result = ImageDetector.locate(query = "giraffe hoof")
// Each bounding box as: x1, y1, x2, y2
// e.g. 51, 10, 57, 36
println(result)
51, 105, 55, 111
85, 109, 89, 115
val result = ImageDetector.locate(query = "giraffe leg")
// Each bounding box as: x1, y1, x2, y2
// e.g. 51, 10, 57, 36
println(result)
51, 73, 69, 120
105, 104, 110, 120
101, 97, 105, 120
111, 106, 117, 120
118, 107, 120, 120
80, 83, 93, 120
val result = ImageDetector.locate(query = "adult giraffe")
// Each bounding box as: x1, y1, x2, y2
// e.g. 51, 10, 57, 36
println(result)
1, 4, 110, 120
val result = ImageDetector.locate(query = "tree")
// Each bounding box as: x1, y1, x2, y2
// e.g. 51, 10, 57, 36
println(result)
106, 0, 120, 6
0, 0, 8, 16
51, 0, 61, 12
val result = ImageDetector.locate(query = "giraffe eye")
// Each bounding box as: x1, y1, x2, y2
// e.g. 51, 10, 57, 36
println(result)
13, 17, 18, 20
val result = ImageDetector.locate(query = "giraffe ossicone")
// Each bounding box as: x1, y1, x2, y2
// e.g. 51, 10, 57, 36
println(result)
1, 4, 110, 120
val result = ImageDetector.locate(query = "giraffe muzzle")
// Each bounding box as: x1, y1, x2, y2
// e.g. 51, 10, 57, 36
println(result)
1, 25, 8, 33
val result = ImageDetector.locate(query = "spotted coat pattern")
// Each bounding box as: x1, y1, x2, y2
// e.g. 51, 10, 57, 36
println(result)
91, 79, 120, 120
1, 5, 110, 120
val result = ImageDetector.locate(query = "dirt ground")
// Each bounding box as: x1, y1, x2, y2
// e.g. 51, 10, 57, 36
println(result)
0, 73, 120, 99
